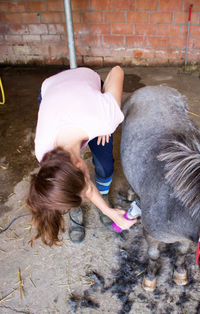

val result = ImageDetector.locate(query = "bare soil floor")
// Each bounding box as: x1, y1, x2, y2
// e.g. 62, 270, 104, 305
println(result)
0, 65, 200, 314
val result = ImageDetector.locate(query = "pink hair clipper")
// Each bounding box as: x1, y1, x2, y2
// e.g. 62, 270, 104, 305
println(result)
112, 201, 141, 233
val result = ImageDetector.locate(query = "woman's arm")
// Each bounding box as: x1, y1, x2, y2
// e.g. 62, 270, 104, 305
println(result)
97, 66, 124, 146
102, 65, 124, 107
85, 180, 137, 230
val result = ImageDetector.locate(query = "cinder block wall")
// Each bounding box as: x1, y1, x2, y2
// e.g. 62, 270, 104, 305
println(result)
0, 0, 200, 66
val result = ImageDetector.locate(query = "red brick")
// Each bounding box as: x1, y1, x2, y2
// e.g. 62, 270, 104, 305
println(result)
174, 12, 198, 25
127, 12, 148, 23
104, 56, 125, 65
188, 38, 195, 49
188, 50, 200, 62
194, 39, 200, 48
83, 56, 103, 66
61, 12, 66, 23
135, 24, 157, 35
103, 35, 124, 47
50, 45, 69, 56
48, 24, 65, 35
61, 33, 68, 43
0, 14, 3, 23
174, 12, 198, 24
29, 24, 48, 34
190, 25, 200, 36
157, 25, 181, 36
48, 0, 64, 11
76, 44, 90, 55
90, 47, 112, 56
111, 47, 127, 56
81, 34, 103, 47
82, 12, 102, 23
74, 24, 89, 35
171, 37, 187, 48
30, 45, 50, 55
150, 12, 172, 23
180, 25, 188, 36
9, 24, 29, 35
13, 45, 31, 55
4, 13, 21, 23
8, 1, 27, 12
74, 56, 84, 66
160, 0, 183, 11
71, 0, 89, 11
136, 0, 158, 11
147, 36, 170, 48
72, 12, 81, 23
0, 2, 8, 12
0, 24, 10, 35
5, 35, 23, 43
174, 12, 186, 24
155, 50, 182, 65
126, 36, 147, 47
112, 0, 134, 10
190, 13, 198, 24
112, 24, 133, 35
0, 45, 12, 56
104, 12, 125, 23
42, 34, 61, 43
0, 35, 4, 44
23, 34, 41, 42
28, 1, 47, 12
74, 24, 90, 36
90, 0, 111, 11
184, 0, 200, 11
41, 12, 62, 23
44, 56, 64, 65
22, 13, 40, 23
90, 24, 111, 34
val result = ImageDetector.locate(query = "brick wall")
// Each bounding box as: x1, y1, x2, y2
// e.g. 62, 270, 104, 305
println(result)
0, 0, 200, 66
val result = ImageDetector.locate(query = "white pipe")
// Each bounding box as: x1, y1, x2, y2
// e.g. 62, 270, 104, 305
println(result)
63, 0, 77, 69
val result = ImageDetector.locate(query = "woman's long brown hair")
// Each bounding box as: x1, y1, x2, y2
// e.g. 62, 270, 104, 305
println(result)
27, 147, 86, 246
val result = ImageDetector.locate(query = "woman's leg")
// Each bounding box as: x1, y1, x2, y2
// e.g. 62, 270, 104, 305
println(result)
88, 135, 114, 195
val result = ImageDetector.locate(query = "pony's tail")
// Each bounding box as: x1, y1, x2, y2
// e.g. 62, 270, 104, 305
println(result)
157, 133, 200, 217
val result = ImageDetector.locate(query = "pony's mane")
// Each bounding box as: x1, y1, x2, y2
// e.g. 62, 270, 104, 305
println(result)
157, 132, 200, 217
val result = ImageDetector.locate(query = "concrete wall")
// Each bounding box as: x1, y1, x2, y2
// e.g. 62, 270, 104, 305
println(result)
0, 0, 200, 66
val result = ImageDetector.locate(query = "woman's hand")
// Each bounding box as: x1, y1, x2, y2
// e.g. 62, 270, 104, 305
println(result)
83, 181, 137, 231
106, 207, 137, 230
97, 134, 111, 146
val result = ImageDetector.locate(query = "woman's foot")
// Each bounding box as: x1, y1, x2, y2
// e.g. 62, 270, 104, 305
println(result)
69, 207, 85, 243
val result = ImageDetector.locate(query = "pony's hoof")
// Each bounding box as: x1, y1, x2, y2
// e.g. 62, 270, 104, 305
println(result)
173, 270, 188, 286
142, 277, 157, 292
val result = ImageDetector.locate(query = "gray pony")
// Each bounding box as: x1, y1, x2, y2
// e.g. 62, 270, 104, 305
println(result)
120, 85, 200, 291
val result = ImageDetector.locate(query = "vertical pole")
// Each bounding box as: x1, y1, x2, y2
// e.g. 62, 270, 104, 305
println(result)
63, 0, 77, 69
185, 4, 193, 66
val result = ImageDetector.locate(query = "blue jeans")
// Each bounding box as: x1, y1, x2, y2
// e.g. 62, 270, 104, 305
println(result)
88, 136, 114, 194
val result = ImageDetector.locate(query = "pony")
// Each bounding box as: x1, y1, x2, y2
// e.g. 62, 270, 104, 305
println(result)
120, 85, 200, 291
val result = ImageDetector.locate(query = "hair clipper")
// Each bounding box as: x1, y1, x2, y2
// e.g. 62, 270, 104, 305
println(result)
112, 200, 141, 233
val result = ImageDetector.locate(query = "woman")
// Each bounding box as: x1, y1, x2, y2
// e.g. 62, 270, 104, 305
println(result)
27, 66, 136, 246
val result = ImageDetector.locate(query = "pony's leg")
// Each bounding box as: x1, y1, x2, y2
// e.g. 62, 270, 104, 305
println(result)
173, 241, 190, 286
113, 187, 137, 208
142, 229, 161, 292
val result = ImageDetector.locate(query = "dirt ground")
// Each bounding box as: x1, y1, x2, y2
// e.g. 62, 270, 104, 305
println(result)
0, 65, 200, 314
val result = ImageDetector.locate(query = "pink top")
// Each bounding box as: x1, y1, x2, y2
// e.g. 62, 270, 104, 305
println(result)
35, 67, 124, 162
